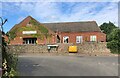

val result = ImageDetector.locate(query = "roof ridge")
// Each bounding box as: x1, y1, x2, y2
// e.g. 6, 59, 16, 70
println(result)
42, 21, 96, 24
43, 21, 101, 32
18, 16, 32, 25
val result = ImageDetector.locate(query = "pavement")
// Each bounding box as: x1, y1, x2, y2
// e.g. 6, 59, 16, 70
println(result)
17, 55, 118, 76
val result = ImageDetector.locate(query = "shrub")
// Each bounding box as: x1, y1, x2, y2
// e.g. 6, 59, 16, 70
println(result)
2, 37, 18, 77
107, 28, 120, 54
107, 40, 119, 54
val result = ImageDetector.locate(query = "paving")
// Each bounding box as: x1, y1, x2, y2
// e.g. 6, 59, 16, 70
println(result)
17, 55, 118, 76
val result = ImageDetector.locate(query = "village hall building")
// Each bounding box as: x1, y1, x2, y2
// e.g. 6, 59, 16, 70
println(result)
7, 16, 106, 45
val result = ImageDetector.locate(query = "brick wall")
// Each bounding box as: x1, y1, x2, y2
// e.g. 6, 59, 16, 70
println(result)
6, 42, 112, 56
58, 32, 106, 43
10, 37, 23, 45
9, 35, 56, 45
8, 31, 106, 45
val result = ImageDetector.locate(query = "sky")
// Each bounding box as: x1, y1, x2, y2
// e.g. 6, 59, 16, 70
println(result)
0, 1, 119, 33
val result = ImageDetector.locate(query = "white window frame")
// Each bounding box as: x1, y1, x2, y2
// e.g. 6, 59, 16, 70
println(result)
90, 35, 97, 42
23, 38, 37, 44
63, 36, 69, 43
76, 36, 83, 43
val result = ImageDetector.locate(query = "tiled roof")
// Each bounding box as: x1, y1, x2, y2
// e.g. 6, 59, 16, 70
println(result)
9, 16, 101, 33
43, 21, 101, 32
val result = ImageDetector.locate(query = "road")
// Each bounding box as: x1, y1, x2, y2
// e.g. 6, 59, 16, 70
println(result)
17, 55, 118, 76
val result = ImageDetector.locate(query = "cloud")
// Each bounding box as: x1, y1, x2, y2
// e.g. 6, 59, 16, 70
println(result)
33, 2, 60, 18
2, 2, 22, 16
90, 3, 118, 26
36, 2, 117, 26
1, 0, 119, 2
2, 2, 118, 28
20, 2, 35, 12
60, 2, 118, 26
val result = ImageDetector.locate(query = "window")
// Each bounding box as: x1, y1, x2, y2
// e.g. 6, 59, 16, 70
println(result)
63, 36, 69, 43
90, 35, 97, 42
76, 36, 83, 43
23, 38, 37, 44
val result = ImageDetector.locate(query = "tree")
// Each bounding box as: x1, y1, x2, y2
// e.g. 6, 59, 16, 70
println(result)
100, 21, 117, 41
100, 21, 117, 35
107, 28, 120, 54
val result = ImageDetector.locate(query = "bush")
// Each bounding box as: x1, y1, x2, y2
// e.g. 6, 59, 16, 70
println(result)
107, 28, 120, 54
107, 40, 119, 54
2, 37, 18, 77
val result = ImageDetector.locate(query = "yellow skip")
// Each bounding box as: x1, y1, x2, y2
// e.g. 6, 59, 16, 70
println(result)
68, 46, 78, 53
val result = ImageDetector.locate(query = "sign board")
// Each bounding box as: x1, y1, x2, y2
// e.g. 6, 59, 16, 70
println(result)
22, 31, 37, 34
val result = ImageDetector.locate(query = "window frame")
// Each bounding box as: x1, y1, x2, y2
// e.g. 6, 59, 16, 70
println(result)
76, 36, 83, 43
90, 35, 97, 42
63, 36, 69, 43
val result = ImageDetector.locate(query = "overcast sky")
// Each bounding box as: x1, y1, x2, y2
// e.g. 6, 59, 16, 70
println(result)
1, 1, 119, 32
